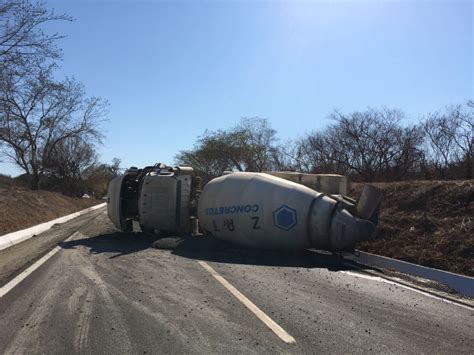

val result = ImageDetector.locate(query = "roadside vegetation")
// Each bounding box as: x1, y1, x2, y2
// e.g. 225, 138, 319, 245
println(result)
177, 105, 473, 183
0, 174, 98, 235
352, 180, 473, 277
0, 0, 119, 197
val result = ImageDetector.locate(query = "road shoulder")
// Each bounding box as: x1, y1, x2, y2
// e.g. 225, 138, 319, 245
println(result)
0, 207, 105, 286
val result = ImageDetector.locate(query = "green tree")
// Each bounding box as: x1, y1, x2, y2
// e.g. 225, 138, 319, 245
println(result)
176, 117, 280, 180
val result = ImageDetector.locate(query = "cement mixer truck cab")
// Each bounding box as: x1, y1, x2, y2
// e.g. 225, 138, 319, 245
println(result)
107, 164, 199, 235
107, 164, 381, 253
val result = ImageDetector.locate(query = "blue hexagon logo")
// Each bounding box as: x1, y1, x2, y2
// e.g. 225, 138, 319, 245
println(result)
272, 205, 297, 231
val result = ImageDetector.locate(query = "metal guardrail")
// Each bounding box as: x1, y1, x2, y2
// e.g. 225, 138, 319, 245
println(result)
344, 250, 474, 298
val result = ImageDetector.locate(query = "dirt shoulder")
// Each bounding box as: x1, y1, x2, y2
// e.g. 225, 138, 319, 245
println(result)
351, 180, 473, 277
0, 187, 101, 236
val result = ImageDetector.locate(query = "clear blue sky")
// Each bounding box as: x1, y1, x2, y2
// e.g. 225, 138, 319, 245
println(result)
1, 0, 472, 176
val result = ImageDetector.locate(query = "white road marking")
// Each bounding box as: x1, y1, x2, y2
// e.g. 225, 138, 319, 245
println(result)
0, 232, 81, 298
198, 260, 296, 344
0, 246, 61, 298
340, 270, 474, 311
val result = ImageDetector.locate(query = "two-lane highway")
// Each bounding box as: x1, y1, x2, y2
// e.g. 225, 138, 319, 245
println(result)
0, 208, 473, 354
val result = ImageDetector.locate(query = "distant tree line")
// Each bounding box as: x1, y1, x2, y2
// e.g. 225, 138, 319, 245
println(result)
0, 1, 117, 197
176, 102, 473, 182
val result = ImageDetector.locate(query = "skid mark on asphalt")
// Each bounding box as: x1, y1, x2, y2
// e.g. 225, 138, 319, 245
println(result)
3, 274, 64, 355
74, 288, 95, 353
73, 246, 134, 353
103, 281, 200, 350
68, 286, 87, 314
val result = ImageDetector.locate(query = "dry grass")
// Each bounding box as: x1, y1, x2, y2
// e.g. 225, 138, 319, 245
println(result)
351, 180, 474, 276
0, 186, 100, 236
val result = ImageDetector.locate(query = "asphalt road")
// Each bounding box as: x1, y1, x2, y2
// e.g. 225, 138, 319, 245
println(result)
0, 208, 473, 354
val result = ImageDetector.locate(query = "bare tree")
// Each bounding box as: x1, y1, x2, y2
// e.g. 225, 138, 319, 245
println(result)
237, 117, 279, 171
423, 103, 473, 179
423, 112, 455, 178
109, 157, 121, 176
0, 62, 108, 189
455, 103, 473, 179
46, 137, 97, 179
391, 125, 425, 180
0, 0, 71, 71
41, 136, 97, 195
294, 108, 424, 181
270, 139, 299, 171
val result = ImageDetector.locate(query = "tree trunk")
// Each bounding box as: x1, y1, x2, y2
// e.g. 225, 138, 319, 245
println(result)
466, 160, 472, 179
30, 172, 40, 190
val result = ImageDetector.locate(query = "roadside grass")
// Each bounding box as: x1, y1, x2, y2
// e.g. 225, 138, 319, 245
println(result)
351, 180, 474, 277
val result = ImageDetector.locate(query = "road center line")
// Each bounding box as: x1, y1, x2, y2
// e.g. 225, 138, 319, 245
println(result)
198, 261, 296, 344
0, 232, 81, 298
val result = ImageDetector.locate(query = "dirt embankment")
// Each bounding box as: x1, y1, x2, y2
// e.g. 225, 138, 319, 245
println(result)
0, 187, 100, 236
351, 180, 473, 277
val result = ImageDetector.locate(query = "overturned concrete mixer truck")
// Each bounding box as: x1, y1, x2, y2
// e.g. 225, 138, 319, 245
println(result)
106, 164, 382, 252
